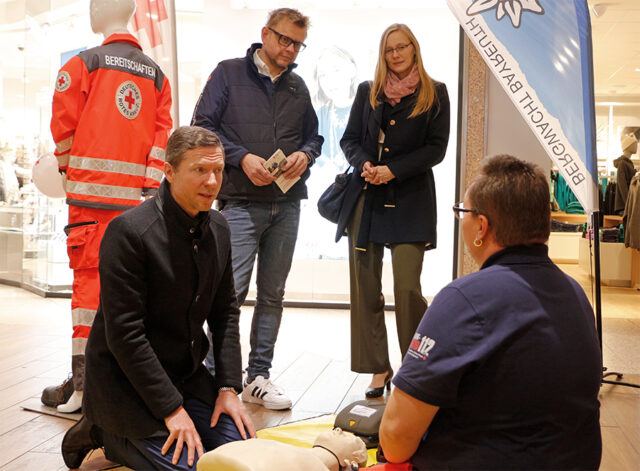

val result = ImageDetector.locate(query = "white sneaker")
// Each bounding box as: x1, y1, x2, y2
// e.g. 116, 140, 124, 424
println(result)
241, 375, 292, 410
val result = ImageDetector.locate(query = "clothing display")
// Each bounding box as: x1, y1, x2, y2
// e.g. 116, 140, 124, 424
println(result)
601, 227, 620, 243
613, 154, 637, 215
50, 32, 172, 391
394, 245, 602, 470
552, 171, 584, 214
603, 179, 617, 215
623, 174, 640, 250
550, 219, 583, 232
52, 33, 171, 210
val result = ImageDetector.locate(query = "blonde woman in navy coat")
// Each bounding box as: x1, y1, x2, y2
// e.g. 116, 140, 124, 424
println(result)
338, 23, 450, 398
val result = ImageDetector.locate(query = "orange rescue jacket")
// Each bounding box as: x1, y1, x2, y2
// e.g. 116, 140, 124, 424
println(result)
51, 34, 172, 211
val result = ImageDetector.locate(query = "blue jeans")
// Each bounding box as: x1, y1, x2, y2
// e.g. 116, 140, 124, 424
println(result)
206, 200, 300, 381
100, 397, 245, 470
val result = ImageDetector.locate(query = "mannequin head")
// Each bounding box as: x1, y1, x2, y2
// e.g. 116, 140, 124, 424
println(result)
90, 0, 135, 38
621, 134, 638, 156
313, 428, 368, 468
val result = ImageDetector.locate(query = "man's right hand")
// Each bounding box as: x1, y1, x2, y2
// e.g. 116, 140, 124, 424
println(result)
241, 153, 275, 186
162, 406, 204, 467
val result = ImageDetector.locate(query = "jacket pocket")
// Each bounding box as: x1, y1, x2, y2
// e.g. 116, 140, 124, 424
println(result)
66, 223, 99, 269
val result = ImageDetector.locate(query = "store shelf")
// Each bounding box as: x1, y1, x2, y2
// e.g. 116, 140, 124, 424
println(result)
551, 211, 622, 228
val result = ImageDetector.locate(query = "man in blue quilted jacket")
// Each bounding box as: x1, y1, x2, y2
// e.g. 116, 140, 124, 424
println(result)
192, 7, 323, 410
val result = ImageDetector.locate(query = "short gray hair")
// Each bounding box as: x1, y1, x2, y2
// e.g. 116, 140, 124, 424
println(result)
166, 126, 223, 168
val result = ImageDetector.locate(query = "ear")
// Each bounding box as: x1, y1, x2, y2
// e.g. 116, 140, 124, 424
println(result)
164, 162, 174, 184
476, 214, 490, 241
261, 26, 269, 43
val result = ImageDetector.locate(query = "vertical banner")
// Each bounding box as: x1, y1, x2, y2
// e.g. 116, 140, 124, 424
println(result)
447, 0, 598, 214
131, 0, 179, 127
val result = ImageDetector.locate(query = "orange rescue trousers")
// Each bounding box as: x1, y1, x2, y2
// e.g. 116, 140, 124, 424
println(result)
67, 205, 122, 390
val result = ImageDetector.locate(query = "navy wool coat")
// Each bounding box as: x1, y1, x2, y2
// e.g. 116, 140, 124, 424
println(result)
336, 80, 450, 247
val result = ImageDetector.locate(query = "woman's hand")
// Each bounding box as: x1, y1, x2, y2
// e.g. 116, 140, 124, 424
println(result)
361, 161, 375, 179
362, 164, 395, 185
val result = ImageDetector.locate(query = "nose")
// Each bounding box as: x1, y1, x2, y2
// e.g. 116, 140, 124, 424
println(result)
205, 171, 218, 187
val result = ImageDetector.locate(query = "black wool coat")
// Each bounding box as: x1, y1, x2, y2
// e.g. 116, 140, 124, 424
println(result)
83, 180, 242, 439
336, 80, 450, 247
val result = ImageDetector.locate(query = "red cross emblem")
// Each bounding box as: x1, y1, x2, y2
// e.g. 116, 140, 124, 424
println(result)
115, 81, 142, 120
55, 71, 71, 92
124, 91, 137, 109
132, 0, 168, 48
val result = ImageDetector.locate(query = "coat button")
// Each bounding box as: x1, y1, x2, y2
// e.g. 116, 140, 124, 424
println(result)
384, 147, 390, 153
390, 120, 396, 126
189, 227, 195, 234
195, 294, 200, 303
194, 244, 199, 253
191, 339, 195, 348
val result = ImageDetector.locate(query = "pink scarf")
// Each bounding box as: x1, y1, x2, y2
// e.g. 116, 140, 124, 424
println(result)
384, 64, 420, 106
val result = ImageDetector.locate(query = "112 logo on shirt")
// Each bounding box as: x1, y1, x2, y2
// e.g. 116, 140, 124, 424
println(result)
408, 332, 436, 360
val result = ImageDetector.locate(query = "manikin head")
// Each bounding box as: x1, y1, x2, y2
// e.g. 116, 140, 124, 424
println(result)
621, 134, 638, 156
90, 0, 135, 38
313, 428, 368, 468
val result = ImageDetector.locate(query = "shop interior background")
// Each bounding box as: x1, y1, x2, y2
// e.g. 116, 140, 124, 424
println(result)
1, 0, 638, 302
0, 0, 460, 303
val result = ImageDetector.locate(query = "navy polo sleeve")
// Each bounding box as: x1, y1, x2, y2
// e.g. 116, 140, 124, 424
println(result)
392, 286, 486, 408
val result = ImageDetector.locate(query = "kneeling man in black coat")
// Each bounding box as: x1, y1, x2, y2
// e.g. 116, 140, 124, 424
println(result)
61, 126, 256, 470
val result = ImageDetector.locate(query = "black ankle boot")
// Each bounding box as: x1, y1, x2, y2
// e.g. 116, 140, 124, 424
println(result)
61, 416, 101, 469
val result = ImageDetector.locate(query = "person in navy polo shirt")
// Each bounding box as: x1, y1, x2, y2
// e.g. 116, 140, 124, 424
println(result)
379, 155, 602, 470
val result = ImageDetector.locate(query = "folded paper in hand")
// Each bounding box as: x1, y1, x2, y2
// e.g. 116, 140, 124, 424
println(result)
263, 149, 299, 194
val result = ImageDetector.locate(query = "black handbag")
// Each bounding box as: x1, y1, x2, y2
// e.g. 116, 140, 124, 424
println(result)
317, 81, 372, 226
317, 167, 352, 224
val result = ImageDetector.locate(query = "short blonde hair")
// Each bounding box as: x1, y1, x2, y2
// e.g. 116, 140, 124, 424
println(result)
370, 23, 436, 118
266, 8, 309, 29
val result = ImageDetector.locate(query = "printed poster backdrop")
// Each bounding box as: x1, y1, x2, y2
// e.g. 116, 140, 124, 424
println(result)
447, 0, 599, 213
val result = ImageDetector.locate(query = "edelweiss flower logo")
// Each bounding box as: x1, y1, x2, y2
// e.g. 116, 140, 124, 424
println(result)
467, 0, 544, 28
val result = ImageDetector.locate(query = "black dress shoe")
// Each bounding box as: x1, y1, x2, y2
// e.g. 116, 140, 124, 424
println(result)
365, 369, 393, 399
41, 374, 74, 407
61, 416, 100, 469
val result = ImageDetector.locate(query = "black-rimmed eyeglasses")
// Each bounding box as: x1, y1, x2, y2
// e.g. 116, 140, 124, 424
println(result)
452, 202, 481, 220
268, 27, 307, 52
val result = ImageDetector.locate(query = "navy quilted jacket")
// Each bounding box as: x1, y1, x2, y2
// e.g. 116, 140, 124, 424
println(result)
192, 43, 323, 202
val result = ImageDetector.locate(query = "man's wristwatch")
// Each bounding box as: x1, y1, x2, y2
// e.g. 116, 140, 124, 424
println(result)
218, 386, 239, 394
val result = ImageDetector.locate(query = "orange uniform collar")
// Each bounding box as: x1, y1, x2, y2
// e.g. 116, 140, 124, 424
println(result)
102, 33, 142, 50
